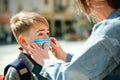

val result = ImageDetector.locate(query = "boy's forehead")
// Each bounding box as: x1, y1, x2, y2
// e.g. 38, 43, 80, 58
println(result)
29, 23, 49, 32
33, 22, 49, 28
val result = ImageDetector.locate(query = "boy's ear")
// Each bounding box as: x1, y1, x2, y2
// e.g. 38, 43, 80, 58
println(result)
18, 35, 27, 46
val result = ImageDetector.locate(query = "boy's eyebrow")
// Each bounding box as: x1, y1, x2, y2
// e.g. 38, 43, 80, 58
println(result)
36, 29, 49, 33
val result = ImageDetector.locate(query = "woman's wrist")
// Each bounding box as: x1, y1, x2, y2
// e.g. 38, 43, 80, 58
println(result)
62, 53, 67, 62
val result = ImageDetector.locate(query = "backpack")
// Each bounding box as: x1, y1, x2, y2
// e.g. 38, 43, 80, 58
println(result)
4, 59, 31, 80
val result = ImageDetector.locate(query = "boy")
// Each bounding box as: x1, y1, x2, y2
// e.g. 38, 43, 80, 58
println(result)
4, 11, 50, 80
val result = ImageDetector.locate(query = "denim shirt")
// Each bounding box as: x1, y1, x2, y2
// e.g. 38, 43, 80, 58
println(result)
40, 8, 120, 80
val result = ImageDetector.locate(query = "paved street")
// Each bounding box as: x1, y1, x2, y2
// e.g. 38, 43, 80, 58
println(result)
0, 40, 85, 74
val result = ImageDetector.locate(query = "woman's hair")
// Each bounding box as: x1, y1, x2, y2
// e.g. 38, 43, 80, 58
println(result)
107, 0, 120, 10
10, 11, 49, 40
78, 0, 120, 15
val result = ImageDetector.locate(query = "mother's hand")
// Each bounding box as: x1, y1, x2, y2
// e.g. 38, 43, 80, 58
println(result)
27, 43, 49, 66
50, 37, 67, 62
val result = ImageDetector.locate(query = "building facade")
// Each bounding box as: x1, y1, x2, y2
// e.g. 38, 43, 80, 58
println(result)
0, 0, 91, 43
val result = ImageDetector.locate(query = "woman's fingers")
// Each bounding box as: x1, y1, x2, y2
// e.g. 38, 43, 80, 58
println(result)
50, 37, 59, 47
27, 42, 49, 66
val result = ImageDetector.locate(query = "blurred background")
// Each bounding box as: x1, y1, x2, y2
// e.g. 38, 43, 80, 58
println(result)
0, 0, 93, 74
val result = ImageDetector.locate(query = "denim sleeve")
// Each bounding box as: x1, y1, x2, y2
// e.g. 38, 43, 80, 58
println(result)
40, 34, 120, 80
66, 53, 73, 62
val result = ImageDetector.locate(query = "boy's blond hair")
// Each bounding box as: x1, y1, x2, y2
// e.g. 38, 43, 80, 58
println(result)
10, 11, 49, 42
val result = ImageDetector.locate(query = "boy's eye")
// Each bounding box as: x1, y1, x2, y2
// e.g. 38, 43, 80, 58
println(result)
38, 33, 43, 36
47, 32, 49, 35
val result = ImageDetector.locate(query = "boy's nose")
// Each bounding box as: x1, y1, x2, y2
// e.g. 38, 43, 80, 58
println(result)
43, 34, 48, 38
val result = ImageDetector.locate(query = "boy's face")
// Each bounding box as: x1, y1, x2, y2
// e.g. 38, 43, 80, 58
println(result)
19, 22, 49, 47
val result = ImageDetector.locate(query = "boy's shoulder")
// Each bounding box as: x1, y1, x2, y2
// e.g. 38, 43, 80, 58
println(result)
4, 67, 20, 80
4, 58, 32, 80
4, 52, 34, 80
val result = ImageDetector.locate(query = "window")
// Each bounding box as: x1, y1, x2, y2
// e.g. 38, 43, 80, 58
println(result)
54, 0, 62, 11
45, 0, 48, 5
4, 0, 8, 10
55, 20, 62, 37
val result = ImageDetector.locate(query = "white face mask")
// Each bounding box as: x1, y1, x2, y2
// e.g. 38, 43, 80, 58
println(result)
33, 38, 50, 49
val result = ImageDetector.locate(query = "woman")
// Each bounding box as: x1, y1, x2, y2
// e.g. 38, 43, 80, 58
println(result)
28, 0, 120, 80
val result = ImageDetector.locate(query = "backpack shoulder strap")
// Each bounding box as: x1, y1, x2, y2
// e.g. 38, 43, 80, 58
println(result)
4, 59, 31, 80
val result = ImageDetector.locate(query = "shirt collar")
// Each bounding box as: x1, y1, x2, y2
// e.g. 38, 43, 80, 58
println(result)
18, 52, 34, 71
107, 8, 120, 19
92, 8, 120, 33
